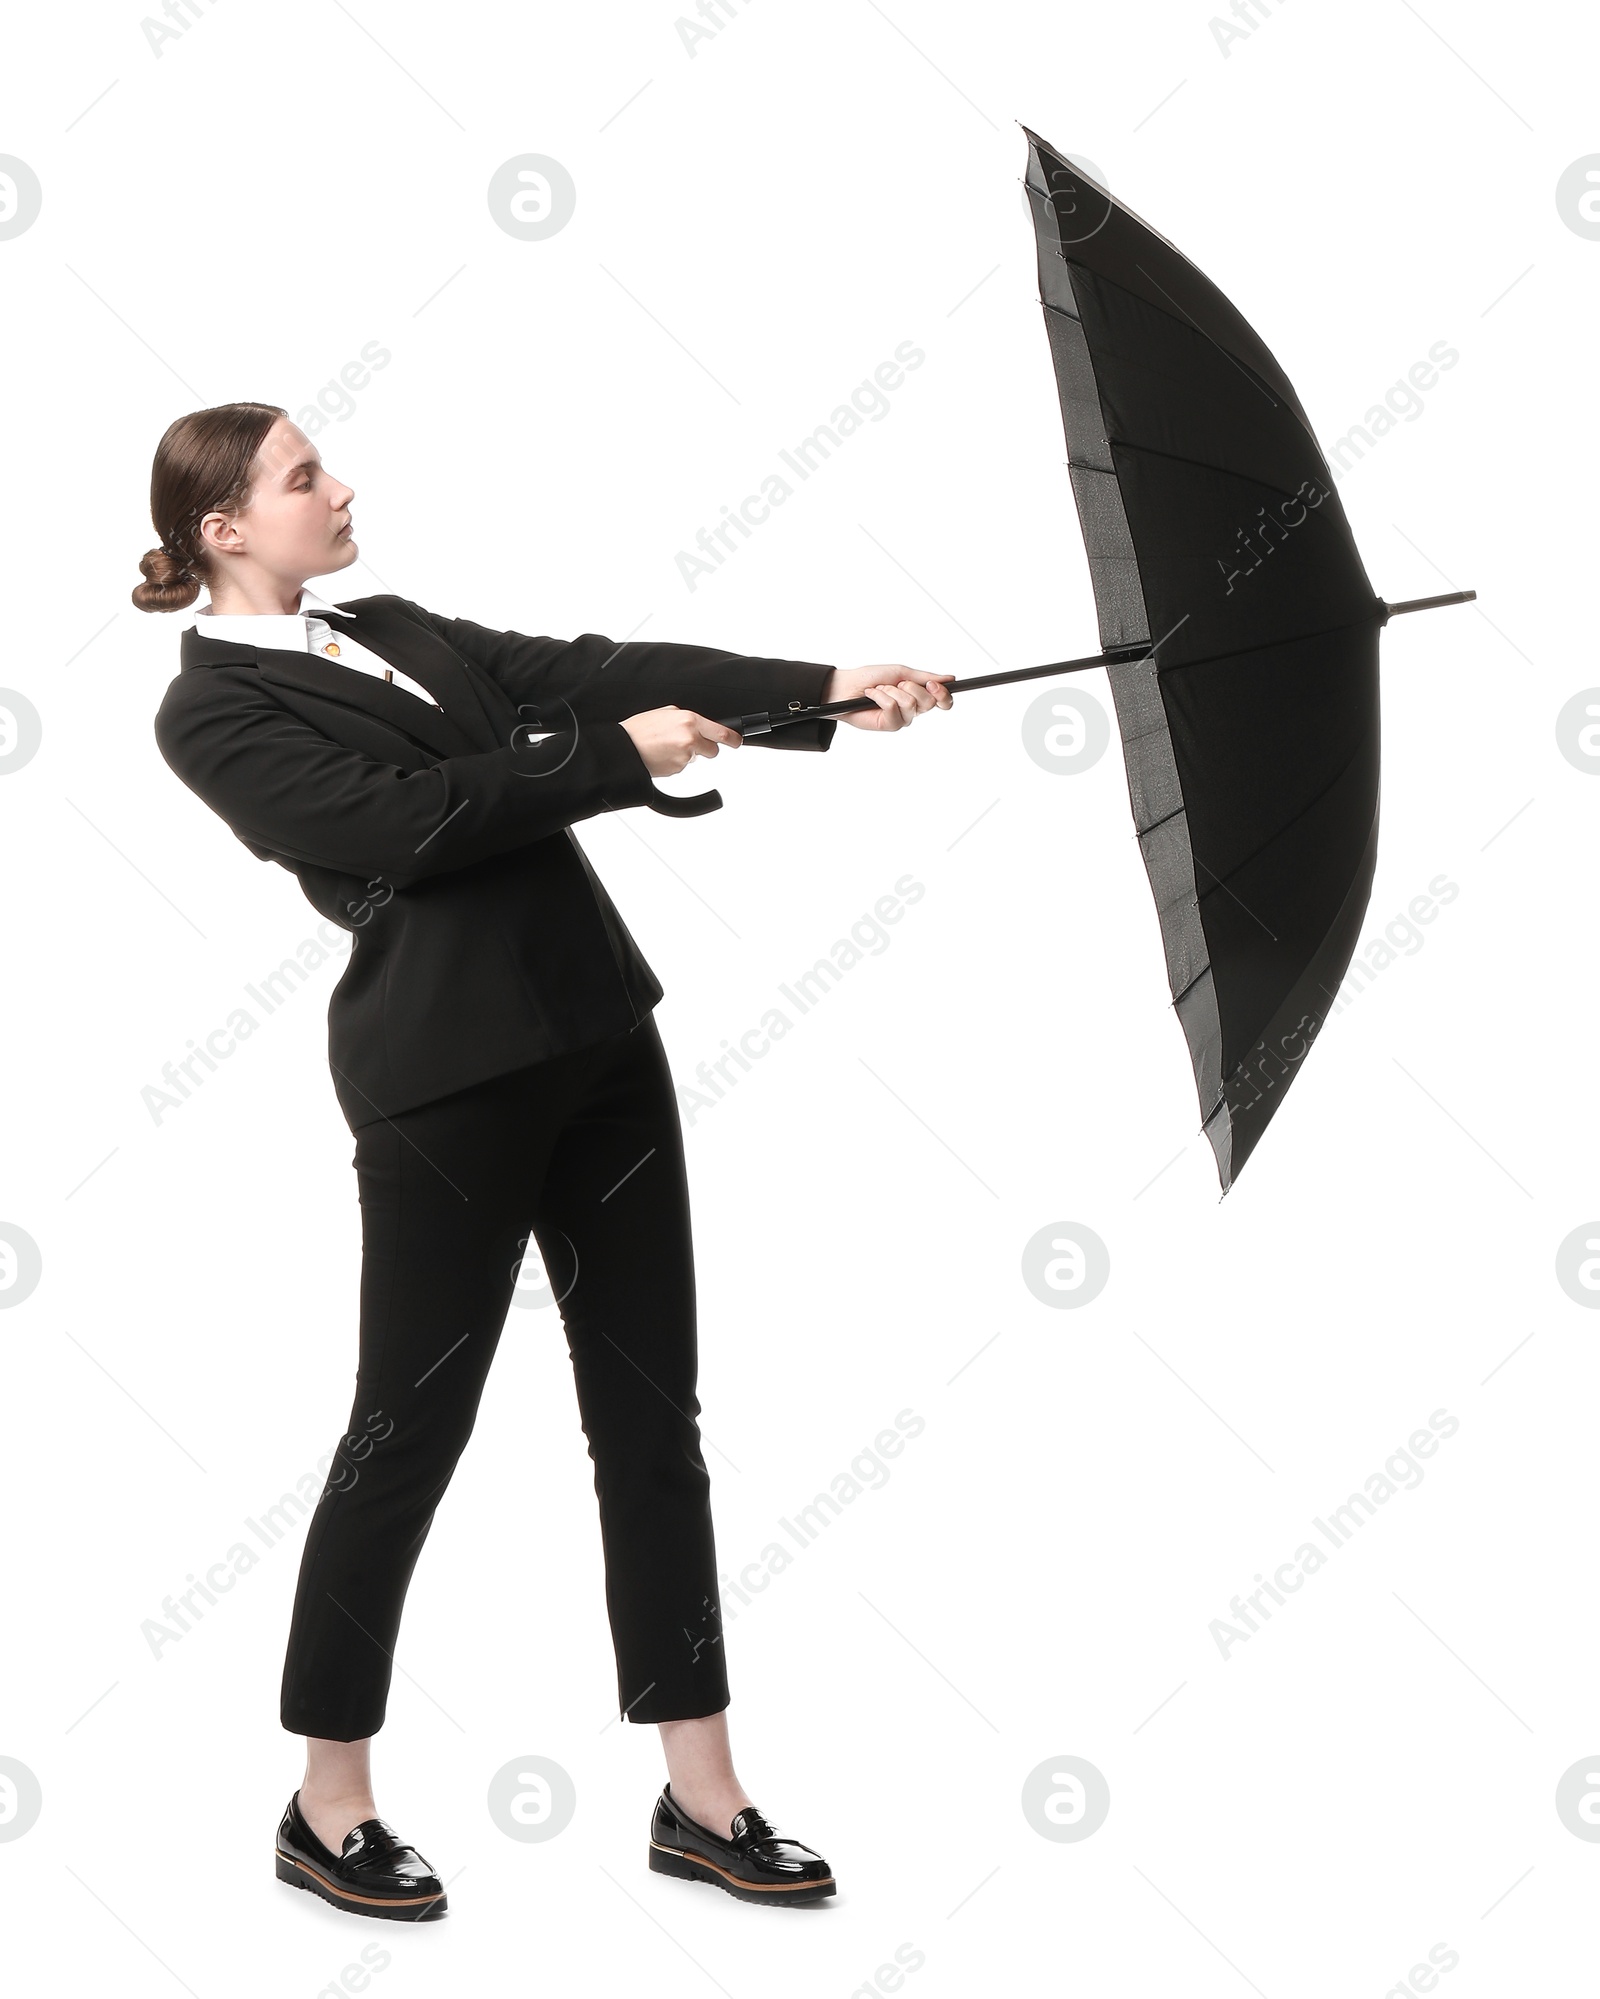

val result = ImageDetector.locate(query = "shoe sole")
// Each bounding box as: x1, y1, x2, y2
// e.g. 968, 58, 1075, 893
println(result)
649, 1839, 835, 1905
275, 1848, 448, 1921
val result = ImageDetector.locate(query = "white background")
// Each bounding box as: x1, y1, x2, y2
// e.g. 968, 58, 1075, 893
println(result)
2, 0, 1595, 1993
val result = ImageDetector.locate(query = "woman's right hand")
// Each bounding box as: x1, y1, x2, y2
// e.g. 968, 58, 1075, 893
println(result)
619, 706, 743, 778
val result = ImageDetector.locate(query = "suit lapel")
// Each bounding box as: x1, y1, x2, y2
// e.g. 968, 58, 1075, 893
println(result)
178, 594, 511, 759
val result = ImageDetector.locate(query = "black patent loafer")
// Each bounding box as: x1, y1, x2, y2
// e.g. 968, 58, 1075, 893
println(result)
275, 1790, 447, 1921
648, 1785, 835, 1905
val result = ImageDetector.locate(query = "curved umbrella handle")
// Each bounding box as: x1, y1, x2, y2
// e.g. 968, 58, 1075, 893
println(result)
645, 782, 724, 817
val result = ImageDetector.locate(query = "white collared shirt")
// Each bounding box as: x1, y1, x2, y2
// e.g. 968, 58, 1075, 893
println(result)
192, 586, 443, 710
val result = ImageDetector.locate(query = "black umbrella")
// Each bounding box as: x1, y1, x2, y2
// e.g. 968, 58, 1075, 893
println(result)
651, 128, 1473, 1192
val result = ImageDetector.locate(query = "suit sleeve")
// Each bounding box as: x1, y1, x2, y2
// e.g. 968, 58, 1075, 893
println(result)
394, 598, 840, 753
153, 670, 659, 889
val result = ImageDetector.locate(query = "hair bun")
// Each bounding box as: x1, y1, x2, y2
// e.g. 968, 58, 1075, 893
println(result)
131, 542, 203, 612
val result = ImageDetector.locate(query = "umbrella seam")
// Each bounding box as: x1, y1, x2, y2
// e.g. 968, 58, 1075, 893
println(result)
1209, 788, 1380, 1108
1191, 727, 1374, 908
1134, 609, 1384, 679
1106, 435, 1337, 512
1170, 962, 1214, 1009
1047, 264, 1320, 454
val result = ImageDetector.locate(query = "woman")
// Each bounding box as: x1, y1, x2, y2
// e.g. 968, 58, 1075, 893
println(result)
137, 402, 952, 1922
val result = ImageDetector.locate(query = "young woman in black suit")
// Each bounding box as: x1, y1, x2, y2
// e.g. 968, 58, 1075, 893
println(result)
136, 403, 952, 1921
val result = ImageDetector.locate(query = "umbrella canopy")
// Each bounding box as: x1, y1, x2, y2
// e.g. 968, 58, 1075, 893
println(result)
667, 130, 1471, 1193
1019, 127, 1390, 1191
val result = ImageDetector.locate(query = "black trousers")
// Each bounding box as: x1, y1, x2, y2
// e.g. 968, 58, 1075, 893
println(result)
279, 1012, 728, 1740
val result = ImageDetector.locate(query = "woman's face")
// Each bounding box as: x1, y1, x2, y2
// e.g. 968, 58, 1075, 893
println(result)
201, 415, 358, 584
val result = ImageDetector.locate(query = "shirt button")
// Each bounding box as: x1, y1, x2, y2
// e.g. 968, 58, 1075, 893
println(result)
323, 641, 341, 657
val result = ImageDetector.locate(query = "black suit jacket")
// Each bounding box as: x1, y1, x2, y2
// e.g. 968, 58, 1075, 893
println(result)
153, 593, 836, 1129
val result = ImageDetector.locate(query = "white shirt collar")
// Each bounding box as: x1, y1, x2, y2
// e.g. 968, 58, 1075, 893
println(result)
193, 585, 355, 639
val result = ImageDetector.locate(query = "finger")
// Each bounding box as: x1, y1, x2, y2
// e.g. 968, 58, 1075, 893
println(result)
860, 667, 953, 692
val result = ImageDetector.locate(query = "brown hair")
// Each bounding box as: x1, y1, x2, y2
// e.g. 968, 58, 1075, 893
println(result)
131, 402, 287, 613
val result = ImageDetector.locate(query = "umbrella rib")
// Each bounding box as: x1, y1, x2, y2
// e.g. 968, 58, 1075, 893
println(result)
1190, 853, 1279, 941
1207, 794, 1382, 1114
1140, 608, 1384, 680
1037, 313, 1323, 502
1188, 729, 1374, 917
1111, 618, 1377, 922
1169, 960, 1213, 1009
1131, 261, 1281, 411
1040, 265, 1320, 458
1105, 434, 1335, 512
1140, 801, 1187, 837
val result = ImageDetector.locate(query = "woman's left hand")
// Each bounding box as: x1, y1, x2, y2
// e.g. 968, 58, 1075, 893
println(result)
823, 665, 955, 733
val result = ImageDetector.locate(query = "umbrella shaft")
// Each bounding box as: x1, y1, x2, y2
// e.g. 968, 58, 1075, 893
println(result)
726, 643, 1147, 732
1381, 590, 1477, 619
729, 589, 1476, 734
